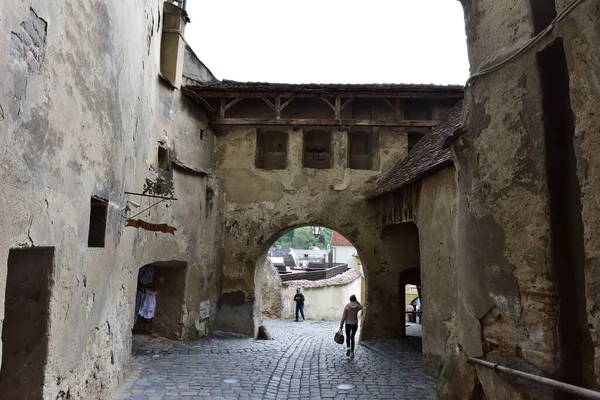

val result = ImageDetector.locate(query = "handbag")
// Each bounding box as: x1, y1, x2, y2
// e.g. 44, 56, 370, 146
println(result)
334, 328, 345, 344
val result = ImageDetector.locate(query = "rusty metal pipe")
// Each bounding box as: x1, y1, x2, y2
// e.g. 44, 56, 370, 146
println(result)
467, 357, 600, 400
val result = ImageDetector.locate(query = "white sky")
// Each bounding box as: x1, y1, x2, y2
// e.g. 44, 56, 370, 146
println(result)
184, 1, 470, 85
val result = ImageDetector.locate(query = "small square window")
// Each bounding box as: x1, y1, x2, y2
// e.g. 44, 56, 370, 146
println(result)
304, 130, 332, 169
158, 145, 170, 170
88, 196, 108, 248
408, 132, 425, 153
256, 131, 288, 170
348, 131, 374, 170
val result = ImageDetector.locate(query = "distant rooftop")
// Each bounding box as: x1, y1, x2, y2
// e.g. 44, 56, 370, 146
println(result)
293, 249, 328, 256
331, 232, 353, 247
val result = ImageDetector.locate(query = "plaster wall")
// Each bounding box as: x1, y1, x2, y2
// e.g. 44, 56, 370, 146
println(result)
281, 278, 362, 321
216, 125, 407, 337
259, 258, 283, 319
332, 245, 359, 270
448, 0, 600, 397
0, 1, 220, 398
415, 167, 458, 378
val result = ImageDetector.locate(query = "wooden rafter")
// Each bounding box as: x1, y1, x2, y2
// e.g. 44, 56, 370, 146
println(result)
341, 98, 354, 111
280, 97, 295, 111
220, 98, 243, 118
395, 98, 403, 121
383, 98, 395, 112
262, 97, 275, 111
210, 117, 439, 127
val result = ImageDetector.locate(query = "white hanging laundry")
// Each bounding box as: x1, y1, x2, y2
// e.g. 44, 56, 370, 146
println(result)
134, 289, 146, 322
138, 290, 157, 319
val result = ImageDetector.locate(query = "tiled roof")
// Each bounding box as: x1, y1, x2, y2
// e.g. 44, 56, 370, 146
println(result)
331, 231, 353, 246
185, 79, 464, 94
283, 269, 362, 288
292, 249, 329, 256
367, 101, 463, 199
271, 248, 291, 257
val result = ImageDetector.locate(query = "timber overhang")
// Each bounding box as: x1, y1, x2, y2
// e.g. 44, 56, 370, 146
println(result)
182, 79, 464, 129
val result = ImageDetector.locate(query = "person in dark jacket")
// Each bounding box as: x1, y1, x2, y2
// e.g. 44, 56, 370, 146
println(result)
294, 288, 305, 321
340, 295, 363, 358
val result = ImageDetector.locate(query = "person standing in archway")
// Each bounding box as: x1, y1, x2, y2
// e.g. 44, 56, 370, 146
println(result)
294, 288, 305, 322
340, 295, 362, 358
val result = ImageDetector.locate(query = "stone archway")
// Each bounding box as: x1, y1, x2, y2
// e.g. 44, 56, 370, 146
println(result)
216, 222, 375, 338
255, 226, 367, 328
361, 221, 421, 340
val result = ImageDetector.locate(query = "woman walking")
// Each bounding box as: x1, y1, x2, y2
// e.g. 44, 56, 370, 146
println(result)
340, 295, 362, 358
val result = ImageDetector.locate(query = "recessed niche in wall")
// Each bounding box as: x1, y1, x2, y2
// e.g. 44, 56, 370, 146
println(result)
88, 196, 108, 248
303, 130, 332, 169
158, 144, 171, 170
408, 132, 426, 152
348, 130, 374, 170
256, 130, 288, 170
0, 247, 54, 398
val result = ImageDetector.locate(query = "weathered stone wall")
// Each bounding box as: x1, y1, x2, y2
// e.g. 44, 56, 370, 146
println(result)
259, 258, 283, 319
0, 1, 220, 398
416, 167, 458, 378
555, 0, 600, 387
216, 125, 407, 337
447, 0, 600, 397
375, 166, 458, 377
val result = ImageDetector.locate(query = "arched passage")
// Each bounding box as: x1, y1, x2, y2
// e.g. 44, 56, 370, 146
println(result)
131, 260, 189, 355
216, 223, 372, 338
361, 221, 420, 340
400, 266, 422, 337
256, 226, 366, 327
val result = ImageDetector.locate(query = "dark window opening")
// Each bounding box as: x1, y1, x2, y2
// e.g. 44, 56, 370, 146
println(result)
88, 196, 108, 248
304, 130, 332, 169
408, 132, 426, 152
0, 248, 53, 398
348, 131, 374, 170
158, 145, 170, 170
528, 0, 557, 35
256, 130, 288, 170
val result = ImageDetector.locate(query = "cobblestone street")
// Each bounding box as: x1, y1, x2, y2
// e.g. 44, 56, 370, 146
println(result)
116, 320, 435, 399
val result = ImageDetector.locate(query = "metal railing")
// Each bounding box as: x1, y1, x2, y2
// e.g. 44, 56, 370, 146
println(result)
467, 357, 600, 400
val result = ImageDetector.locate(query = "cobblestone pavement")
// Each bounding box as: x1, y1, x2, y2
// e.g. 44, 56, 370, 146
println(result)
115, 319, 436, 399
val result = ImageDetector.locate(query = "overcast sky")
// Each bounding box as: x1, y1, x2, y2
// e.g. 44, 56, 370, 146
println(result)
185, 1, 469, 85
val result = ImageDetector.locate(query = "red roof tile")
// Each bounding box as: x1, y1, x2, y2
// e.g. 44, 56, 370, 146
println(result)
331, 231, 353, 246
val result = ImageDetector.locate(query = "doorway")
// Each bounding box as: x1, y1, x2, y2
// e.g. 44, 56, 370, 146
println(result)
132, 261, 188, 342
0, 247, 54, 399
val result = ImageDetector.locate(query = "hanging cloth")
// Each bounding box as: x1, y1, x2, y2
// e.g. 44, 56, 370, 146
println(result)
134, 289, 146, 322
138, 266, 154, 285
138, 290, 157, 319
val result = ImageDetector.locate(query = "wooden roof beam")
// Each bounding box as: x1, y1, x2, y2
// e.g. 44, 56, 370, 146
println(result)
210, 118, 439, 127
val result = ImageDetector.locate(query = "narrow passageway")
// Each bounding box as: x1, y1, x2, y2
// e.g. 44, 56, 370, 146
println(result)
116, 320, 435, 399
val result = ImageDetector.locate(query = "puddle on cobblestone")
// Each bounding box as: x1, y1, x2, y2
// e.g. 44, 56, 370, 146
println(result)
337, 384, 355, 390
411, 383, 430, 389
